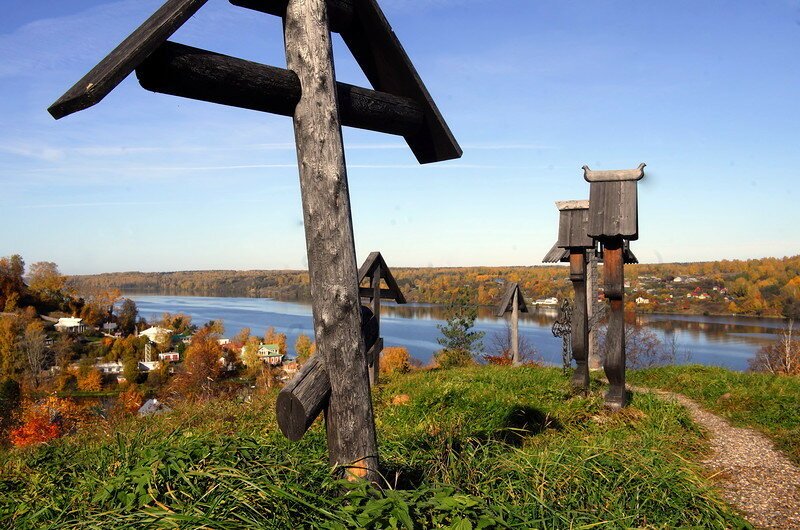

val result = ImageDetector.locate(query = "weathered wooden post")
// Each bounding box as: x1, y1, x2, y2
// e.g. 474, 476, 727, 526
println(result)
495, 282, 528, 366
583, 163, 645, 409
555, 200, 594, 391
48, 0, 460, 481
358, 252, 406, 385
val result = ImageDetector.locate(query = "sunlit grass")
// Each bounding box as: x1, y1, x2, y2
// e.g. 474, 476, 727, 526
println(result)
629, 364, 800, 465
0, 366, 749, 528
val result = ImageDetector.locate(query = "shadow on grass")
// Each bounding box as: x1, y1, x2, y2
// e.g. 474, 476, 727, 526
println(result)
496, 406, 562, 446
380, 461, 427, 490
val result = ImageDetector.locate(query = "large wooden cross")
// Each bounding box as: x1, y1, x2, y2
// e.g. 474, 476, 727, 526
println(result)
49, 0, 460, 482
584, 163, 645, 409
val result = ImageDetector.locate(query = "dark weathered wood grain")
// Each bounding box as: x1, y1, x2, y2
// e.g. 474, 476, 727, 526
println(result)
342, 0, 461, 163
232, 0, 461, 163
358, 251, 406, 304
602, 240, 626, 409
369, 262, 381, 385
276, 306, 378, 441
495, 282, 528, 317
557, 203, 593, 249
284, 0, 377, 481
136, 41, 424, 137
48, 0, 209, 119
569, 250, 589, 391
542, 242, 569, 263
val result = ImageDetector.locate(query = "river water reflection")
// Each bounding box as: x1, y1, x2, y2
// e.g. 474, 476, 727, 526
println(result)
130, 295, 785, 371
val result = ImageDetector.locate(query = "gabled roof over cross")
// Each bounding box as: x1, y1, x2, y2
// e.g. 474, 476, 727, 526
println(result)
496, 282, 528, 317
358, 251, 406, 304
48, 0, 461, 164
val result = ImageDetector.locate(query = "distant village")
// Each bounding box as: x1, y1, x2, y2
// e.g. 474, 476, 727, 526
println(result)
52, 314, 300, 388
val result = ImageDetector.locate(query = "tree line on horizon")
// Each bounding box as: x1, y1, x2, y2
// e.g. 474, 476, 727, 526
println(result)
66, 255, 800, 318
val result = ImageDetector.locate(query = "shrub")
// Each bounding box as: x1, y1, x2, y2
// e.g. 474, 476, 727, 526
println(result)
380, 347, 412, 374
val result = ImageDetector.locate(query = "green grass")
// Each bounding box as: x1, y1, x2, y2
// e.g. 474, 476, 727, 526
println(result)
629, 364, 800, 465
0, 366, 749, 529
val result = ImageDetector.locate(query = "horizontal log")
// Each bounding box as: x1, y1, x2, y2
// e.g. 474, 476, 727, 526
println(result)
135, 41, 424, 137
229, 0, 354, 33
276, 306, 378, 441
359, 287, 398, 300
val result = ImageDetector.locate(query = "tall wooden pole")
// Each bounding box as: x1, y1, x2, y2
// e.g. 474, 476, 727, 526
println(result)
511, 288, 520, 366
569, 249, 589, 391
284, 0, 378, 481
586, 249, 601, 370
603, 239, 626, 409
369, 263, 381, 385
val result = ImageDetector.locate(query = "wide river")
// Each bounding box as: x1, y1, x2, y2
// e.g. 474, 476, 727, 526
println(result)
129, 295, 788, 371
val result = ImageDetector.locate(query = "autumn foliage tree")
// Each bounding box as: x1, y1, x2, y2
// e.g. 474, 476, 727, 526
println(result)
294, 333, 313, 364
167, 326, 223, 399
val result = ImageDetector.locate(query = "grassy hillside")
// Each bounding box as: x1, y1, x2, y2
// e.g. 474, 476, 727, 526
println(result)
629, 365, 800, 465
1, 367, 749, 528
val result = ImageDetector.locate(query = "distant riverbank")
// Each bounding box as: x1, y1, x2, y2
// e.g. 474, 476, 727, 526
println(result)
128, 294, 782, 371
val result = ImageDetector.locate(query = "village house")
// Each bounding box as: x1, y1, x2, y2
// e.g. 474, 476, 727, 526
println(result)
532, 297, 559, 306
257, 343, 284, 365
54, 317, 87, 334
139, 326, 173, 344
158, 352, 180, 363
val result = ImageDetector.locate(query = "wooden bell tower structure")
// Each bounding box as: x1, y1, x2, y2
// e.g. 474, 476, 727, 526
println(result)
49, 0, 460, 482
584, 163, 645, 409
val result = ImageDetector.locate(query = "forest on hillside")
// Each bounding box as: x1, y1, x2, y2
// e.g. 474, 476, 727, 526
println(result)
68, 255, 800, 318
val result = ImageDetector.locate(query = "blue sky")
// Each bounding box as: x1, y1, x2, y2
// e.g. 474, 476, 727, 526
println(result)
1, 0, 799, 274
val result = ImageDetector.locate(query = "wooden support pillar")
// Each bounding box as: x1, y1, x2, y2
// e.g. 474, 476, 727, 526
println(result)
369, 263, 381, 385
586, 249, 602, 370
283, 0, 378, 481
511, 289, 520, 366
569, 249, 589, 392
603, 239, 626, 409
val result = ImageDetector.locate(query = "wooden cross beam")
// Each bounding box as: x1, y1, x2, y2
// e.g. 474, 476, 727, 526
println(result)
48, 0, 460, 483
357, 252, 405, 385
495, 282, 528, 366
230, 0, 461, 164
584, 163, 646, 409
136, 41, 425, 138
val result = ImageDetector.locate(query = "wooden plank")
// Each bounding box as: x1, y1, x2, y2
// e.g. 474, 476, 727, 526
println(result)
136, 41, 424, 137
557, 206, 593, 249
569, 250, 589, 391
582, 163, 645, 182
495, 282, 528, 317
602, 240, 626, 409
48, 0, 209, 119
283, 0, 377, 481
231, 0, 461, 163
359, 287, 397, 299
369, 262, 381, 386
276, 306, 379, 441
511, 288, 519, 366
542, 242, 569, 263
342, 0, 461, 163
